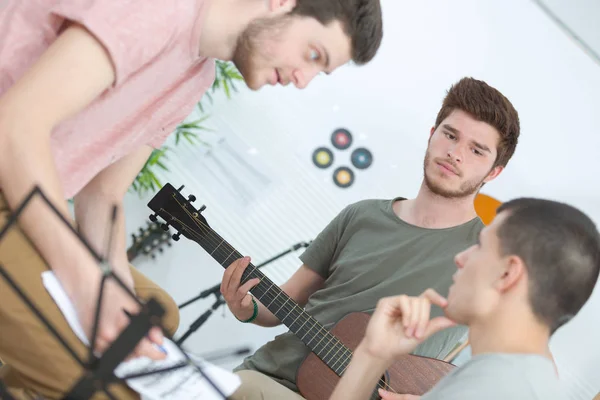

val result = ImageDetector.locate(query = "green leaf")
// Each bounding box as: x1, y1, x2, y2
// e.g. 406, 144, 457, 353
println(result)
155, 160, 169, 171
129, 60, 241, 197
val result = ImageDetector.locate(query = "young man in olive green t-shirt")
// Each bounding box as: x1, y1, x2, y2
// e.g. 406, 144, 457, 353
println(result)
223, 77, 521, 399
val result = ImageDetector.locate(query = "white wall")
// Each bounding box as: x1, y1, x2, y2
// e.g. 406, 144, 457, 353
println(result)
123, 0, 600, 398
537, 0, 600, 63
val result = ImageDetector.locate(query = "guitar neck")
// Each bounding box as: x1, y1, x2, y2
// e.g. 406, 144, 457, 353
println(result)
196, 230, 354, 376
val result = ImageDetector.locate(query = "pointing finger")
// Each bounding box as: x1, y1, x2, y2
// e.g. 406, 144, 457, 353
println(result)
422, 288, 448, 309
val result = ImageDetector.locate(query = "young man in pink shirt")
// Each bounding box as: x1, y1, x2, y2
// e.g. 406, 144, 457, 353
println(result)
0, 0, 383, 398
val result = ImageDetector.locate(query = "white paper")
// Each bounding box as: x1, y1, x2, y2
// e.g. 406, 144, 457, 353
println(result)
41, 271, 240, 400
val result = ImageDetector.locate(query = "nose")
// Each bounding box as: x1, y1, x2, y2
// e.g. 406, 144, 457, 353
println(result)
292, 67, 320, 89
454, 246, 472, 269
447, 143, 465, 164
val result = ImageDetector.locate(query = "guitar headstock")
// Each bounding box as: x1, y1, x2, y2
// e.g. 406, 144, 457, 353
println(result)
147, 183, 210, 245
127, 220, 172, 261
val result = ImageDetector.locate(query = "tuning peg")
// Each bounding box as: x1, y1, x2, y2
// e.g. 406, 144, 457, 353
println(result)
177, 185, 185, 192
172, 232, 181, 241
161, 223, 169, 231
151, 254, 156, 259
166, 242, 172, 247
149, 213, 158, 222
188, 194, 196, 202
158, 247, 163, 253
199, 205, 206, 212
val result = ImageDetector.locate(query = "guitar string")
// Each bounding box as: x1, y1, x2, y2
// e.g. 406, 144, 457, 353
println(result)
164, 198, 365, 377
163, 200, 395, 396
163, 203, 360, 374
159, 198, 397, 395
168, 210, 390, 395
168, 211, 391, 398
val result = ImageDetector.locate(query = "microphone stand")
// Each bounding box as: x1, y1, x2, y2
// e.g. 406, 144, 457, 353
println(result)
176, 241, 311, 346
176, 295, 226, 346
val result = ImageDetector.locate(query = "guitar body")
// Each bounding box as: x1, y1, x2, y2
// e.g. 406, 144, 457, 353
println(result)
297, 312, 455, 400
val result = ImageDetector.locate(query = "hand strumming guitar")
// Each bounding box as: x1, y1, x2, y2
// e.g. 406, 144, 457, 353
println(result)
329, 289, 456, 400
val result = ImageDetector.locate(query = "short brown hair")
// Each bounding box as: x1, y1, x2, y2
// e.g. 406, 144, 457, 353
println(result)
290, 0, 383, 64
434, 77, 520, 168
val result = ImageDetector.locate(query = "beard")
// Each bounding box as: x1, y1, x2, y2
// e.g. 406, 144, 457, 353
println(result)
423, 149, 488, 199
231, 15, 290, 90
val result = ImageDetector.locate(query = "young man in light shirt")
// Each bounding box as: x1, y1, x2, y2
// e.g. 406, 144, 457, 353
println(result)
330, 198, 600, 400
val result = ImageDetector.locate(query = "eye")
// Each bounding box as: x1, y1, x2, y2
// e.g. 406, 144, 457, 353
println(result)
472, 148, 483, 156
444, 131, 456, 140
309, 49, 320, 61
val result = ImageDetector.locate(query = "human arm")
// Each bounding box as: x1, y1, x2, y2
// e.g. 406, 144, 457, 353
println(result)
221, 257, 325, 327
0, 23, 163, 360
72, 144, 167, 359
221, 204, 354, 326
329, 290, 456, 400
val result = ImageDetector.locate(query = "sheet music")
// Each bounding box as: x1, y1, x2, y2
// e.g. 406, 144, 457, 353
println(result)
41, 271, 241, 400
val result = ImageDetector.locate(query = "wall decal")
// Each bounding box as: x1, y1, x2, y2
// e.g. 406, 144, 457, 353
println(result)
351, 147, 373, 170
309, 128, 373, 189
312, 147, 334, 169
333, 166, 355, 188
474, 193, 502, 225
331, 128, 353, 150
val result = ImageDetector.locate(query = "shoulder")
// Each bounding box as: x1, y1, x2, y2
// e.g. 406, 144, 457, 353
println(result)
334, 198, 398, 223
430, 354, 563, 400
344, 197, 401, 213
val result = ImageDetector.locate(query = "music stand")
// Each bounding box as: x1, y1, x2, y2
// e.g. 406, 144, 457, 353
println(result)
0, 186, 228, 400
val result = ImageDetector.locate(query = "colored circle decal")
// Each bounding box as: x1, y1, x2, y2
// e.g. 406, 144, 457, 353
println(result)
312, 147, 334, 169
351, 147, 373, 170
474, 193, 502, 225
333, 166, 355, 188
331, 128, 353, 150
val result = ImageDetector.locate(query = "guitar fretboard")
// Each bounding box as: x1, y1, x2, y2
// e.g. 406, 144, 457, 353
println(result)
197, 233, 355, 376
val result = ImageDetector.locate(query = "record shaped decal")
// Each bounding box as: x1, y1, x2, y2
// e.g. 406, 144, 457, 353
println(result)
331, 128, 353, 150
351, 147, 373, 170
312, 147, 334, 169
333, 166, 355, 188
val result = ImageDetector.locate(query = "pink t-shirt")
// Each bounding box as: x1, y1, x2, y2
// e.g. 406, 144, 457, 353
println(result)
0, 0, 216, 198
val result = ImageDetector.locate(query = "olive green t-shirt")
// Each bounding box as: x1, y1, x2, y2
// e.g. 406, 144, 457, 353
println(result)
234, 198, 484, 392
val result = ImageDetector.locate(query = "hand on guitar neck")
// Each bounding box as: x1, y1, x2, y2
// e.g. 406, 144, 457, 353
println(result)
220, 256, 325, 327
330, 289, 456, 400
220, 256, 265, 323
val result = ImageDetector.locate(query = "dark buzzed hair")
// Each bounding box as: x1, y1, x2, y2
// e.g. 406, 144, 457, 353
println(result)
496, 198, 600, 333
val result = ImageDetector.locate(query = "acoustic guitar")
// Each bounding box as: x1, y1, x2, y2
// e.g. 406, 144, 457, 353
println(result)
126, 220, 172, 262
147, 183, 456, 400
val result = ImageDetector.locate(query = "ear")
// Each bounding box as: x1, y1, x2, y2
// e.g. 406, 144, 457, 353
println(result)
269, 0, 297, 13
483, 165, 503, 183
495, 255, 526, 293
430, 126, 436, 137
